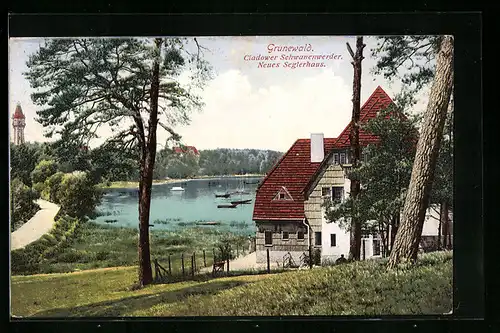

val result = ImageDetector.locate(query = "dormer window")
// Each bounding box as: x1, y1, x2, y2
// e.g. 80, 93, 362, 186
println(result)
333, 153, 339, 165
340, 152, 346, 164
273, 186, 293, 201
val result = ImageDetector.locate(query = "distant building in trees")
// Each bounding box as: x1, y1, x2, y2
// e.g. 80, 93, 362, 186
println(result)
12, 104, 26, 145
173, 145, 200, 160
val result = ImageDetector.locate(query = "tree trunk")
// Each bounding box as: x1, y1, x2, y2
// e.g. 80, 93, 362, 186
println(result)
387, 36, 454, 268
442, 200, 450, 249
347, 36, 365, 261
389, 214, 399, 253
137, 38, 163, 286
438, 203, 443, 250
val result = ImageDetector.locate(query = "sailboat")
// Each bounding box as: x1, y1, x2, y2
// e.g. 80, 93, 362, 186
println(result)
215, 178, 231, 199
230, 178, 250, 195
230, 179, 252, 206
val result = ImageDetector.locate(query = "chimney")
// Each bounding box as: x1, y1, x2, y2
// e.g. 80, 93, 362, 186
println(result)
310, 133, 324, 163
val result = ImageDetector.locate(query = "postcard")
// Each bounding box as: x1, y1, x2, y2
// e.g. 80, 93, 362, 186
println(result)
9, 35, 454, 317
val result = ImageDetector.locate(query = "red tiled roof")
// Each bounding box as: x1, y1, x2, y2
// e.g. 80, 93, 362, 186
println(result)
13, 104, 25, 119
253, 86, 403, 221
173, 146, 199, 155
253, 138, 337, 221
302, 86, 397, 195
334, 86, 394, 148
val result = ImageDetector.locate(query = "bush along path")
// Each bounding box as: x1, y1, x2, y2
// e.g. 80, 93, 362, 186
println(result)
11, 199, 60, 251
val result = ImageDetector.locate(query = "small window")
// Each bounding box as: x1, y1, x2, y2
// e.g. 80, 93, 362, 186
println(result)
330, 234, 337, 247
373, 239, 381, 256
315, 232, 322, 246
321, 187, 331, 197
333, 187, 344, 202
333, 153, 339, 165
279, 193, 285, 199
297, 231, 305, 240
340, 152, 346, 164
282, 231, 289, 240
265, 231, 273, 245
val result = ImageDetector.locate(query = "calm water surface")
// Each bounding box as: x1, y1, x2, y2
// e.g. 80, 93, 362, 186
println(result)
93, 177, 262, 236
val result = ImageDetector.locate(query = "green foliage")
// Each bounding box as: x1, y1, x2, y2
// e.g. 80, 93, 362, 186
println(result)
58, 171, 102, 218
30, 159, 58, 185
10, 178, 40, 232
370, 36, 442, 94
324, 104, 418, 240
11, 215, 83, 275
10, 143, 44, 186
44, 172, 65, 204
430, 109, 453, 206
198, 148, 282, 176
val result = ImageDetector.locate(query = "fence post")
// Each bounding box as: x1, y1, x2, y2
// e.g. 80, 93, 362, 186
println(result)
362, 239, 366, 261
191, 254, 195, 278
226, 258, 230, 274
181, 253, 185, 277
266, 248, 270, 274
309, 245, 313, 269
168, 254, 172, 275
203, 250, 207, 267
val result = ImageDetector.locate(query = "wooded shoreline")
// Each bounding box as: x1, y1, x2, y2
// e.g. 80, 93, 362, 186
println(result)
99, 174, 264, 189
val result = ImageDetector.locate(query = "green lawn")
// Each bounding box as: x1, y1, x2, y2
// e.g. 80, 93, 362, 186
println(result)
11, 251, 452, 317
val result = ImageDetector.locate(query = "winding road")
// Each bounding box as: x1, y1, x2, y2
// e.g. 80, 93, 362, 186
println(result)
11, 199, 60, 251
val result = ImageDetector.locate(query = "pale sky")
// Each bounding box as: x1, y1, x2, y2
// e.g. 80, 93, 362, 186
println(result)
8, 36, 431, 152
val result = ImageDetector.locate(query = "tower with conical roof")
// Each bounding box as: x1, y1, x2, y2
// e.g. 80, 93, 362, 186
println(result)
12, 104, 26, 145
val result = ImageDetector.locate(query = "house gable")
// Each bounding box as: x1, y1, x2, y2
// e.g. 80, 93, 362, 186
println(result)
253, 138, 337, 221
302, 86, 396, 197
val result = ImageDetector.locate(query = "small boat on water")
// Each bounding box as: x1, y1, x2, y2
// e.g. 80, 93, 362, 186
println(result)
244, 180, 260, 185
215, 193, 231, 198
230, 199, 252, 205
231, 190, 251, 195
217, 204, 238, 209
171, 186, 185, 191
104, 219, 118, 223
195, 221, 221, 226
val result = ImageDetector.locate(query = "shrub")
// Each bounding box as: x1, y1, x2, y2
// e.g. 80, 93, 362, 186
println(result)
10, 178, 40, 231
31, 159, 58, 184
95, 250, 110, 261
58, 171, 102, 218
45, 171, 65, 204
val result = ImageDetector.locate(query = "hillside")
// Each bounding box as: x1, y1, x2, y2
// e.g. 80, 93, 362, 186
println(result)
11, 251, 452, 317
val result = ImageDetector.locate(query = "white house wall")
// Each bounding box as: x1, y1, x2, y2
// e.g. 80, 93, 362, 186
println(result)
321, 206, 350, 264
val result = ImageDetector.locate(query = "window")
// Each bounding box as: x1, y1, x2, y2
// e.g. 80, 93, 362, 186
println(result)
279, 193, 285, 199
265, 231, 273, 245
333, 153, 339, 165
282, 231, 289, 240
330, 234, 337, 247
333, 187, 344, 202
373, 239, 381, 256
321, 187, 331, 197
315, 232, 322, 246
340, 152, 346, 164
298, 231, 305, 240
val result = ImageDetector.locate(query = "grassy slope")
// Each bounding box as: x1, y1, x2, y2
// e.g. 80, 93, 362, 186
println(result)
34, 222, 226, 274
11, 251, 452, 317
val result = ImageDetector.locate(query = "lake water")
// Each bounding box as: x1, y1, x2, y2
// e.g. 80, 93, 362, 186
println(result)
92, 177, 262, 236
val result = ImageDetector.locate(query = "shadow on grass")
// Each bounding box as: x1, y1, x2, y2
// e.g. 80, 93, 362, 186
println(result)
30, 280, 250, 317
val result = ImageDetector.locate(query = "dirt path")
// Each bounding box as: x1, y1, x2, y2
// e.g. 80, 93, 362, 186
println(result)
11, 199, 60, 251
200, 251, 280, 273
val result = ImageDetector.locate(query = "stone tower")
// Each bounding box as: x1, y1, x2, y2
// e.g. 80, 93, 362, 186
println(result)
12, 104, 26, 145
